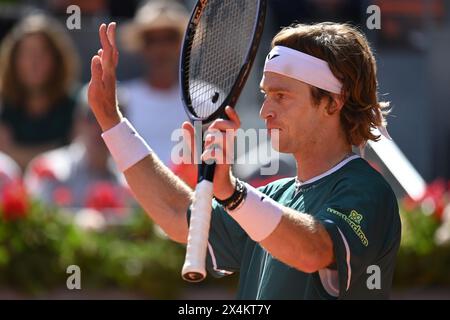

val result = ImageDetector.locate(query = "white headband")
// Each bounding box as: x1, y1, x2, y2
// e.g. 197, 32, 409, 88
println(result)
264, 46, 342, 94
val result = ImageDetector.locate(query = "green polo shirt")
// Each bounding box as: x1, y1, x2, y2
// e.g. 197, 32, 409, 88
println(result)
187, 157, 401, 299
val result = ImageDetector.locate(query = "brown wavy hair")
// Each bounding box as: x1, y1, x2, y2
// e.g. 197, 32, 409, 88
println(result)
0, 14, 80, 106
272, 22, 390, 146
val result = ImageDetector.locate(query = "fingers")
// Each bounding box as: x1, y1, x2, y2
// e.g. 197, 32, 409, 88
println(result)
182, 121, 194, 136
225, 106, 241, 127
202, 144, 233, 165
208, 107, 241, 131
202, 145, 223, 165
181, 121, 233, 165
201, 107, 239, 164
99, 23, 110, 54
106, 22, 117, 48
90, 55, 103, 85
99, 22, 118, 69
107, 22, 119, 67
182, 121, 196, 164
202, 129, 234, 165
204, 130, 223, 147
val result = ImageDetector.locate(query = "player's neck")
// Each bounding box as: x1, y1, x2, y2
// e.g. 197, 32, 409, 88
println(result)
294, 136, 352, 183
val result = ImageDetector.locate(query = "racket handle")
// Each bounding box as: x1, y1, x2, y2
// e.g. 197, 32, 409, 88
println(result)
182, 178, 214, 282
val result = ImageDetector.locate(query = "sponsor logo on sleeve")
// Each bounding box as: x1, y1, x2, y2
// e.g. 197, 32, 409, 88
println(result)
326, 208, 369, 247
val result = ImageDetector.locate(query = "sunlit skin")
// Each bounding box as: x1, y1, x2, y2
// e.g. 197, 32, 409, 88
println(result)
260, 72, 326, 154
259, 72, 351, 183
88, 22, 350, 272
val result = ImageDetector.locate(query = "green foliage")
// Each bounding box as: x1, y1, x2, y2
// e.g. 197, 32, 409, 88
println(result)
0, 203, 185, 298
394, 205, 450, 287
2, 190, 450, 296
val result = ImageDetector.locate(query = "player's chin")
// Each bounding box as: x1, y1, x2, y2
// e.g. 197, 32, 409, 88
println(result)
269, 135, 288, 153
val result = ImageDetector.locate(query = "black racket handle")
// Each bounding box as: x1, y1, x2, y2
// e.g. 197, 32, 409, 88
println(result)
198, 162, 215, 183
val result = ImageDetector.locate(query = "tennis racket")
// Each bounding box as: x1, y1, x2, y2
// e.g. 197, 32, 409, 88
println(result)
180, 0, 267, 282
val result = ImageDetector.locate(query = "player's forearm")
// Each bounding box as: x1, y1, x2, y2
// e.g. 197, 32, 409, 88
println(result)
100, 117, 192, 243
260, 209, 334, 273
124, 153, 192, 244
87, 23, 191, 242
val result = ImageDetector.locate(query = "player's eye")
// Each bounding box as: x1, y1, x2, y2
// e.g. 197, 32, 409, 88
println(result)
276, 93, 284, 101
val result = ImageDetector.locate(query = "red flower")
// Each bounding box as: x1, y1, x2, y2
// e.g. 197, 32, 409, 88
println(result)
1, 180, 28, 221
424, 179, 446, 200
84, 182, 124, 213
434, 199, 445, 221
53, 186, 73, 207
405, 179, 450, 221
31, 158, 56, 181
402, 195, 419, 211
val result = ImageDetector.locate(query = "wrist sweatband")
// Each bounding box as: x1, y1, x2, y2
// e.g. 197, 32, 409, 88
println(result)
227, 183, 283, 242
101, 118, 152, 172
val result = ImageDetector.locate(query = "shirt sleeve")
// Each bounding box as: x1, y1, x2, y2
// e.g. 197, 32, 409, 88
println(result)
186, 199, 249, 278
315, 178, 400, 298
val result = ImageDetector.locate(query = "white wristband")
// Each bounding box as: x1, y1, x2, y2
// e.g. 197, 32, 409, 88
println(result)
101, 118, 152, 172
227, 184, 283, 242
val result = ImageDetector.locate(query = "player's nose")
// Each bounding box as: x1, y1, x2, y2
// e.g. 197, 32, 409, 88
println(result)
259, 101, 276, 121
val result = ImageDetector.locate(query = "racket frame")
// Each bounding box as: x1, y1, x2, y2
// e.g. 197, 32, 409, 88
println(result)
179, 0, 267, 282
180, 0, 267, 123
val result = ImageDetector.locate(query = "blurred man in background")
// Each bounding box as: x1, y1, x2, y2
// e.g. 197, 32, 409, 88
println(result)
119, 0, 195, 187
119, 1, 188, 165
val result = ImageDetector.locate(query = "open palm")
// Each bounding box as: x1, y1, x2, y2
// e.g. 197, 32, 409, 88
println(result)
88, 22, 121, 132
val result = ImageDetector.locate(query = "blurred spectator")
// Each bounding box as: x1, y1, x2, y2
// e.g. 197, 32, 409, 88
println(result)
45, 0, 142, 83
119, 0, 196, 187
373, 0, 446, 50
0, 14, 80, 170
46, 0, 139, 19
47, 0, 109, 15
269, 0, 364, 28
24, 85, 133, 216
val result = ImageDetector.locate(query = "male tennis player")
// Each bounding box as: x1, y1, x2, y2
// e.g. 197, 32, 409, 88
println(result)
89, 22, 401, 299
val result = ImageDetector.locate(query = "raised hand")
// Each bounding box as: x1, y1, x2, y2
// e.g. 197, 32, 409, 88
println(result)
88, 22, 122, 132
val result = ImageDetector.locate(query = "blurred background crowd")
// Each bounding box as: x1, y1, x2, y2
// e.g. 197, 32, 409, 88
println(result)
0, 0, 449, 299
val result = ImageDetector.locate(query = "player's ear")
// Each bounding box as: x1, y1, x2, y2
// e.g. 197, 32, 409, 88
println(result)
325, 93, 344, 115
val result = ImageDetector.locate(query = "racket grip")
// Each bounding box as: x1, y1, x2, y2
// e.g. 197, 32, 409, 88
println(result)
182, 179, 214, 282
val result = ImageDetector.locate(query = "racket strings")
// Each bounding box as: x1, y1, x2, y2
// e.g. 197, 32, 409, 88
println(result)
186, 1, 258, 119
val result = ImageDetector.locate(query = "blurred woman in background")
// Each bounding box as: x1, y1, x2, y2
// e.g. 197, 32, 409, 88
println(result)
0, 14, 80, 170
